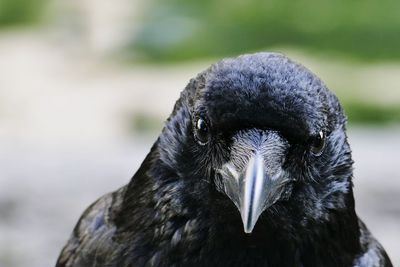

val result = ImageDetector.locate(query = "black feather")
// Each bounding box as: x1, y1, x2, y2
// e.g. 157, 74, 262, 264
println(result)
56, 52, 392, 267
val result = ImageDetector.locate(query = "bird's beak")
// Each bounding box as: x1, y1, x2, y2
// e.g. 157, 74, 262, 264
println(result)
240, 152, 268, 233
217, 130, 289, 234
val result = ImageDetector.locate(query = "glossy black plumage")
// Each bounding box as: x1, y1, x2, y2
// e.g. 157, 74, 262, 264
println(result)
56, 53, 392, 267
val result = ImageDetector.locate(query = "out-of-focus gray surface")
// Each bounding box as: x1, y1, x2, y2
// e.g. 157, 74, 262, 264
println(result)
351, 128, 400, 265
0, 128, 399, 267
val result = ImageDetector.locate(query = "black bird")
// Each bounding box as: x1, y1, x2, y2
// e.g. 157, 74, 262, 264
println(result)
56, 53, 392, 267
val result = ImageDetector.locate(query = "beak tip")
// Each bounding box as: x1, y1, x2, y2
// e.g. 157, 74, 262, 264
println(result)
243, 226, 254, 234
241, 213, 257, 234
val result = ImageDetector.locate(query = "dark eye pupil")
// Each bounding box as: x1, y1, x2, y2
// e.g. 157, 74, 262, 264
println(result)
197, 119, 207, 132
195, 118, 209, 145
310, 131, 326, 156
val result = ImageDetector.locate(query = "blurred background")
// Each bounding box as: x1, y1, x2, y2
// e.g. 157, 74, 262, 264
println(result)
0, 0, 399, 266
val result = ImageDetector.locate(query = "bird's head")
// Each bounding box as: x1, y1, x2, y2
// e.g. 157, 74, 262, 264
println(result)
157, 53, 352, 234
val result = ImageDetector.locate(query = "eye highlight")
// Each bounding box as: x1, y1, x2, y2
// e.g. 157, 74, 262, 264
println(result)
194, 117, 210, 145
310, 131, 326, 156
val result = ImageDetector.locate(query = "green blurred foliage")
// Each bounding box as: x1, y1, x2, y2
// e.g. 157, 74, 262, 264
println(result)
131, 112, 164, 133
343, 101, 400, 125
131, 0, 400, 62
0, 0, 48, 27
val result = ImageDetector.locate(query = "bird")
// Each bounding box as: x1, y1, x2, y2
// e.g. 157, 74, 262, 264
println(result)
56, 52, 393, 267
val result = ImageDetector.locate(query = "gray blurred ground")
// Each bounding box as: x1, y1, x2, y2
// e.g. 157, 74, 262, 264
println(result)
0, 29, 399, 267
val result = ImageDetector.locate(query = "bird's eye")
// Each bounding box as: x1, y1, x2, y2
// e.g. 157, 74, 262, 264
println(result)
310, 131, 326, 156
194, 117, 210, 145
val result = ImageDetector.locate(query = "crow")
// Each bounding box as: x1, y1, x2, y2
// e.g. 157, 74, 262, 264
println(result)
56, 52, 393, 267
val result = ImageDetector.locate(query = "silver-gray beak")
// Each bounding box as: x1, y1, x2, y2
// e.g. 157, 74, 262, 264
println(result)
240, 153, 268, 233
217, 152, 271, 234
217, 129, 290, 234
